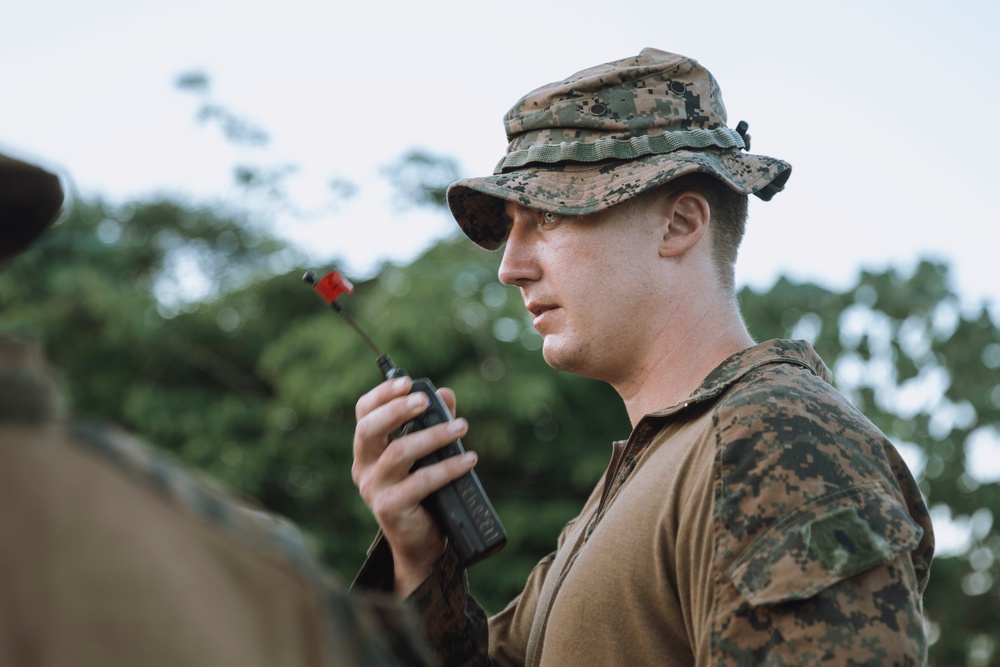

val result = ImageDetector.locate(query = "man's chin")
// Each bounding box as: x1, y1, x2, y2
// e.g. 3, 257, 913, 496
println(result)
541, 338, 583, 374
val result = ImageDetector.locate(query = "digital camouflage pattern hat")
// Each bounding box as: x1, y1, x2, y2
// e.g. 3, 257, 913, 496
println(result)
448, 48, 792, 250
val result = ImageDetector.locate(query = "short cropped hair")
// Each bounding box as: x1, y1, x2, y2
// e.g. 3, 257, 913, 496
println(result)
658, 172, 749, 292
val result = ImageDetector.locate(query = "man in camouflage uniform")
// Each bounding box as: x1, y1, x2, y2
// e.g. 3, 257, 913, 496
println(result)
349, 49, 934, 665
0, 152, 434, 666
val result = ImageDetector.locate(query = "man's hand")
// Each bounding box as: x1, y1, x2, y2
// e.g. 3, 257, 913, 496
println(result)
352, 376, 477, 596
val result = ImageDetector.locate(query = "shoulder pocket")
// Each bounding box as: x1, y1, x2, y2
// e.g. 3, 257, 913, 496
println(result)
725, 482, 924, 606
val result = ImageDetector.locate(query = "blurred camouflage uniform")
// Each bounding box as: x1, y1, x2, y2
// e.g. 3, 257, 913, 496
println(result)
354, 49, 934, 665
0, 153, 434, 666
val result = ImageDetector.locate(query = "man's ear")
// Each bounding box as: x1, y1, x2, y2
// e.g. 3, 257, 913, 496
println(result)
658, 191, 710, 258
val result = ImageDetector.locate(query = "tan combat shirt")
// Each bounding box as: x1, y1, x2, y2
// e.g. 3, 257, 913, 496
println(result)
0, 335, 434, 667
356, 339, 934, 666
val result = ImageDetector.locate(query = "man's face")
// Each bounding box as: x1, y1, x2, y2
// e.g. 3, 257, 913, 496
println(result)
497, 199, 666, 384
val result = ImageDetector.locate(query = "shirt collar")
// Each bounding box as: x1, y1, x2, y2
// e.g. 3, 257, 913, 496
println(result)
645, 339, 831, 419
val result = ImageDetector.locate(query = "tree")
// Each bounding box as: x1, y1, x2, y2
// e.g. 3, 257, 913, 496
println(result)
175, 70, 358, 217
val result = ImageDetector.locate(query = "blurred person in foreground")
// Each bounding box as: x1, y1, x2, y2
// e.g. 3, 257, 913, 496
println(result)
350, 48, 934, 665
0, 151, 434, 667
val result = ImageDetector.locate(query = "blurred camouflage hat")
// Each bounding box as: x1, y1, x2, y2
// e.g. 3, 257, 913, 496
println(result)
448, 48, 792, 250
0, 151, 65, 262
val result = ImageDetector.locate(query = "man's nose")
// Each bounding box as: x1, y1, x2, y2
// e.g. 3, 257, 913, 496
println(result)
498, 219, 541, 287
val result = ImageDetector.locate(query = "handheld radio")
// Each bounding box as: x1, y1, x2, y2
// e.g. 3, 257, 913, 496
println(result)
304, 270, 507, 567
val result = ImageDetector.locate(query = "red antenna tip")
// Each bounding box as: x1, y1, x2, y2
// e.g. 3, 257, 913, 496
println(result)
313, 271, 354, 305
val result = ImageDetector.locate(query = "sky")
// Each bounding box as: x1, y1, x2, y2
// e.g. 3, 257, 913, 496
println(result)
2, 0, 998, 322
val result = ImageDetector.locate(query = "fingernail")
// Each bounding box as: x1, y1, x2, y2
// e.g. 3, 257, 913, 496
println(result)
463, 452, 478, 466
393, 377, 409, 391
408, 393, 427, 409
449, 418, 467, 434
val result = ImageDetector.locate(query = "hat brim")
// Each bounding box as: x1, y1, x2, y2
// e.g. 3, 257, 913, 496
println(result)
447, 149, 791, 250
0, 154, 65, 261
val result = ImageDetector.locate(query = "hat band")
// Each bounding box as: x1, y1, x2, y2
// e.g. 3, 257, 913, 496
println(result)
494, 126, 746, 174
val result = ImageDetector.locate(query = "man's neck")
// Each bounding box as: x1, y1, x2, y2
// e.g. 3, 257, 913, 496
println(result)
615, 312, 754, 427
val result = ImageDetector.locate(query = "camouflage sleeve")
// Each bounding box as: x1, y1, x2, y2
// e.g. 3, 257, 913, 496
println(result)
326, 588, 442, 667
354, 535, 491, 667
715, 483, 928, 664
708, 370, 933, 665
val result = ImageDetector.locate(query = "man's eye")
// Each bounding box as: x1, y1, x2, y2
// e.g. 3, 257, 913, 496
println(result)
543, 212, 559, 225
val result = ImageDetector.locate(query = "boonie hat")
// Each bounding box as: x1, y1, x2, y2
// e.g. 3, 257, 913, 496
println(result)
0, 152, 65, 261
448, 48, 791, 250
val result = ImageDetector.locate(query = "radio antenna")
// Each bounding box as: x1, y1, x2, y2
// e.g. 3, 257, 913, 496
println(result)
302, 270, 383, 356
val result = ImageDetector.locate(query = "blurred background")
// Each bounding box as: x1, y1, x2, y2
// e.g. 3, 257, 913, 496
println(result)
2, 0, 998, 664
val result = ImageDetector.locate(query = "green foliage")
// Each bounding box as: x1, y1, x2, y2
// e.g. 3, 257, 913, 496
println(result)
4, 189, 999, 664
381, 149, 460, 211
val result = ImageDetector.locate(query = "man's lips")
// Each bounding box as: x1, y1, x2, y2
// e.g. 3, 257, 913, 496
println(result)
526, 302, 559, 328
